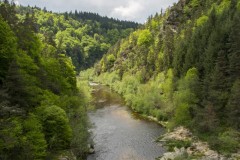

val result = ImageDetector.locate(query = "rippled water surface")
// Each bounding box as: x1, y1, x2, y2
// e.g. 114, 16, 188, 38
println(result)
87, 85, 165, 160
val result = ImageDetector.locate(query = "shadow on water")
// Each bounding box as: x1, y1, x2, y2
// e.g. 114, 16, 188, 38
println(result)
87, 84, 165, 160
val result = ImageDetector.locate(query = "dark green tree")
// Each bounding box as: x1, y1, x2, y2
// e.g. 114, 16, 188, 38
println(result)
0, 17, 17, 84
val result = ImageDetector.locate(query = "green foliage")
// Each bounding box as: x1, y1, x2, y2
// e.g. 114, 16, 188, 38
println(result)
137, 29, 153, 46
38, 105, 72, 150
79, 68, 95, 81
189, 0, 200, 8
173, 154, 191, 160
0, 17, 17, 83
216, 0, 231, 14
171, 68, 199, 127
0, 115, 47, 160
58, 93, 90, 158
164, 139, 192, 152
196, 15, 209, 27
94, 70, 173, 121
130, 81, 162, 114
94, 0, 240, 155
172, 103, 192, 127
0, 117, 23, 159
0, 2, 91, 159
218, 129, 240, 154
106, 54, 116, 69
26, 7, 139, 71
23, 114, 47, 159
226, 79, 240, 130
6, 49, 43, 109
162, 69, 174, 101
107, 54, 116, 62
1, 0, 240, 157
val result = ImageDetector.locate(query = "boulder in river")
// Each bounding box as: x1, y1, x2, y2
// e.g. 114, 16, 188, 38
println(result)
88, 144, 95, 154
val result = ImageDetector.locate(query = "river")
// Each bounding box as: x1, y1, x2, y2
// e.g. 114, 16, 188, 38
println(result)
87, 84, 165, 160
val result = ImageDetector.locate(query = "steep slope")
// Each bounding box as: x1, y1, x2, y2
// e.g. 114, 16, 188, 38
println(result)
15, 6, 139, 71
92, 0, 240, 155
0, 1, 91, 159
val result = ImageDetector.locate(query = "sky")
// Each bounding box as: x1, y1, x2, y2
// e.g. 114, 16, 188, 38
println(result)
15, 0, 178, 23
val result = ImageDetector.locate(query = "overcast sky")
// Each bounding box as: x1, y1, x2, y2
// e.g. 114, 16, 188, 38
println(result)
15, 0, 178, 23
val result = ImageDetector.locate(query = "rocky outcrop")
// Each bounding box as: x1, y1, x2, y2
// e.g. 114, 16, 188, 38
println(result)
160, 147, 187, 160
158, 126, 240, 160
160, 126, 192, 141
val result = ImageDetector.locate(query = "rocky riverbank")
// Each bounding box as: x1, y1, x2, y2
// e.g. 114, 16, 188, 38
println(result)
157, 126, 240, 160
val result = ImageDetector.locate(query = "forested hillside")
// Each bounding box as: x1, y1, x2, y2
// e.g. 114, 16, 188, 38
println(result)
0, 1, 107, 159
1, 0, 240, 159
91, 0, 240, 155
16, 5, 138, 71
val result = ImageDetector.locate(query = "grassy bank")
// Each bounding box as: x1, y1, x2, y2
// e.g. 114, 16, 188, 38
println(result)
80, 68, 240, 157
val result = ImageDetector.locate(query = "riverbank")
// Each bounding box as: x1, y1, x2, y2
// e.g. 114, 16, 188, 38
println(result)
89, 82, 240, 160
129, 109, 240, 160
87, 83, 165, 160
127, 107, 240, 159
80, 69, 240, 159
88, 81, 168, 127
157, 126, 240, 160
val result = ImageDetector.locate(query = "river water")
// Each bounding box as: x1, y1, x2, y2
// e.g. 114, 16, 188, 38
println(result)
87, 84, 165, 160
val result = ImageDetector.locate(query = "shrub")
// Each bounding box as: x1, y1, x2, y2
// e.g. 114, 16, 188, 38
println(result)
196, 15, 209, 27
37, 105, 72, 150
23, 114, 47, 159
137, 29, 153, 46
218, 129, 240, 155
164, 139, 192, 152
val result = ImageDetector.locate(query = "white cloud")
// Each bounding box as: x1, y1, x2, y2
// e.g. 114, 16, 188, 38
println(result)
14, 0, 20, 6
17, 0, 178, 23
111, 1, 144, 20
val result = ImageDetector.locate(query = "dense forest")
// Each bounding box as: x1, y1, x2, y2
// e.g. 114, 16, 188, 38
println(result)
1, 0, 240, 159
87, 0, 240, 155
0, 0, 138, 159
16, 5, 138, 71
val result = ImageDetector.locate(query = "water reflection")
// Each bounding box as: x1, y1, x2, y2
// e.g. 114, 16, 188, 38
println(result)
87, 85, 165, 160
